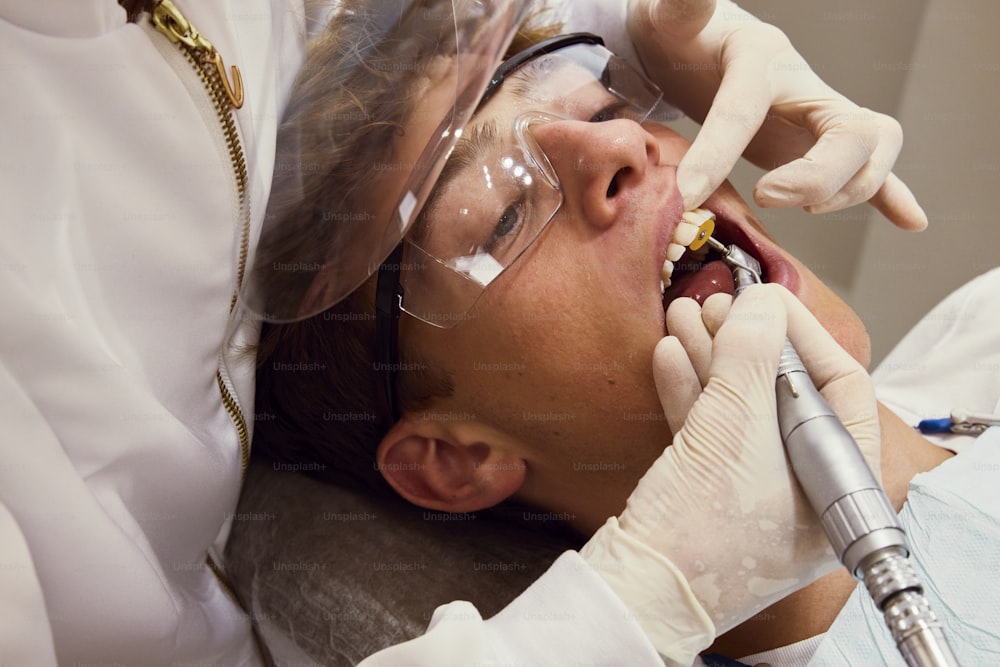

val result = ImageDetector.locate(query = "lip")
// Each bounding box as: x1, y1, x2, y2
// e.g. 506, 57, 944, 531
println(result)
651, 195, 801, 313
702, 198, 800, 296
650, 181, 686, 289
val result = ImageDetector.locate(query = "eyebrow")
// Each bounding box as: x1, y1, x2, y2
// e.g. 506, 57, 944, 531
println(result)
428, 61, 554, 200
419, 57, 570, 223
448, 118, 501, 175
504, 56, 562, 104
422, 117, 501, 222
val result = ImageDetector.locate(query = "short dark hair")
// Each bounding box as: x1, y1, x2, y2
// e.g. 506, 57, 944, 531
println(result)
254, 281, 452, 492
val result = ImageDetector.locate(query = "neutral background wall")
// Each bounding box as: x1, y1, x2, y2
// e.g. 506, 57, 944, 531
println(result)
674, 0, 1000, 367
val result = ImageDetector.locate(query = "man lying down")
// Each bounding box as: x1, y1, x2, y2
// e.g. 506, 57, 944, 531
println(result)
233, 29, 1000, 667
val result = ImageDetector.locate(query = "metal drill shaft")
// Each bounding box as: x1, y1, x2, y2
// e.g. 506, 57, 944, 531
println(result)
704, 236, 761, 293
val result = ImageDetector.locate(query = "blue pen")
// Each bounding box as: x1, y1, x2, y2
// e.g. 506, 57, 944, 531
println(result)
917, 408, 1000, 435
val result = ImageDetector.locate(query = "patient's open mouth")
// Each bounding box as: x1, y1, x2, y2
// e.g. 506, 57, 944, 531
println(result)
660, 211, 765, 310
663, 258, 734, 309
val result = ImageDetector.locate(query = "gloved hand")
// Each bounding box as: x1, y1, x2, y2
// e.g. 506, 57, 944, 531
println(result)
627, 0, 927, 231
581, 285, 880, 666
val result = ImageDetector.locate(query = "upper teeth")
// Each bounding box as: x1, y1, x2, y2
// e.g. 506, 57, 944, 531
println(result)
661, 209, 716, 291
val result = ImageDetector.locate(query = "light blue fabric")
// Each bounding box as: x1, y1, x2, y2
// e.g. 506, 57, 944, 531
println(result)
809, 426, 1000, 665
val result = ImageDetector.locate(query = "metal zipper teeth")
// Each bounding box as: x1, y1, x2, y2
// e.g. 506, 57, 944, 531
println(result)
217, 369, 250, 473
159, 21, 252, 475
174, 45, 251, 306
180, 46, 251, 474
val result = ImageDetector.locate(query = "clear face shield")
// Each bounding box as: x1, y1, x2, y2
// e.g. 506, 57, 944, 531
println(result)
240, 0, 532, 322
375, 34, 665, 420
387, 36, 664, 327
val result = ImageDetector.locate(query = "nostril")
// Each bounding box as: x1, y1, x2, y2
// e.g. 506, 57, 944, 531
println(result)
607, 168, 627, 198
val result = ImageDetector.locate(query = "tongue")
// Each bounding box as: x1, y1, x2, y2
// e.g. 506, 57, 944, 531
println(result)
663, 260, 735, 308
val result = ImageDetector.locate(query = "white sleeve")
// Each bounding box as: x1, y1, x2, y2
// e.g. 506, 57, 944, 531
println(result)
547, 0, 639, 71
0, 499, 57, 666
546, 0, 685, 121
357, 551, 663, 666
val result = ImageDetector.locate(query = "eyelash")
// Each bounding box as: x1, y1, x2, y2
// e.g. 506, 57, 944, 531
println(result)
485, 196, 526, 254
589, 101, 631, 123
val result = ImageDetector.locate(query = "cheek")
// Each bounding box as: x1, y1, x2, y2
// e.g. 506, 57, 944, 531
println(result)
456, 266, 669, 444
795, 265, 872, 368
473, 235, 660, 376
822, 305, 871, 368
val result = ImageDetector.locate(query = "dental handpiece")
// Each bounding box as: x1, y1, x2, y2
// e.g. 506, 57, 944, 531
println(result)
699, 232, 959, 667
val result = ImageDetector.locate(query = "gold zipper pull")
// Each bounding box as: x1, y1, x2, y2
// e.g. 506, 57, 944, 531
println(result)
151, 0, 244, 108
208, 51, 244, 110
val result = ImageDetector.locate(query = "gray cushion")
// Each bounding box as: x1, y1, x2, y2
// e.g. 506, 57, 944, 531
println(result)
224, 461, 579, 666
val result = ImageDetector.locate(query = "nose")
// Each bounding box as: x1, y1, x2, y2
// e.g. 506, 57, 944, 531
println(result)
529, 119, 660, 230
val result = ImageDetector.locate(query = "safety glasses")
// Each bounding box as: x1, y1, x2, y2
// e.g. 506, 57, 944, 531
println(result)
376, 33, 664, 421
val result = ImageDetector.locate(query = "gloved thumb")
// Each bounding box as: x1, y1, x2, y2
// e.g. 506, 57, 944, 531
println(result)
772, 285, 882, 478
708, 284, 787, 390
652, 335, 702, 435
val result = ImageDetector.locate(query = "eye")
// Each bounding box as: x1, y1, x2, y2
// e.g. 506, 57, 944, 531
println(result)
480, 198, 529, 258
589, 101, 630, 123
489, 203, 521, 246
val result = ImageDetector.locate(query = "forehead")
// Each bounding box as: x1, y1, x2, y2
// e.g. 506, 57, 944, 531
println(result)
496, 52, 601, 107
483, 46, 625, 132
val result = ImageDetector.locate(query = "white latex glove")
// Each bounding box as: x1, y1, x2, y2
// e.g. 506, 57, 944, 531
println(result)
581, 285, 880, 666
628, 0, 927, 230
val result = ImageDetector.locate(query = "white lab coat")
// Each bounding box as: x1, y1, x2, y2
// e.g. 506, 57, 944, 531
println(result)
0, 1, 296, 663
0, 1, 665, 665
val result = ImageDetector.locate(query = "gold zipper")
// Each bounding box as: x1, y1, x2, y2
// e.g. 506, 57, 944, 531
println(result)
149, 0, 251, 476
151, 0, 244, 109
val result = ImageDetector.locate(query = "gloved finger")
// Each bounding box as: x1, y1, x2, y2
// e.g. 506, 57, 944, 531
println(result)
652, 336, 703, 435
865, 173, 928, 232
772, 285, 881, 473
699, 292, 733, 338
802, 113, 904, 214
771, 285, 867, 389
639, 0, 716, 39
708, 284, 787, 386
804, 162, 889, 215
665, 297, 714, 386
676, 55, 773, 211
753, 106, 883, 208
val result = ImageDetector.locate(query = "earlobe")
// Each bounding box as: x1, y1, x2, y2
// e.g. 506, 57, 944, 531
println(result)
376, 417, 527, 513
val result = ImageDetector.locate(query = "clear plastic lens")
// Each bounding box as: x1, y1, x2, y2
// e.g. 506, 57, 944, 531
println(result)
414, 143, 558, 260
399, 43, 662, 326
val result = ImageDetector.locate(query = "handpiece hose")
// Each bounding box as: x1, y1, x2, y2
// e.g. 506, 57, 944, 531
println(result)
704, 235, 959, 667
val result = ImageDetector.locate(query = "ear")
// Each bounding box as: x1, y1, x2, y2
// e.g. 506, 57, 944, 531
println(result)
375, 416, 527, 513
